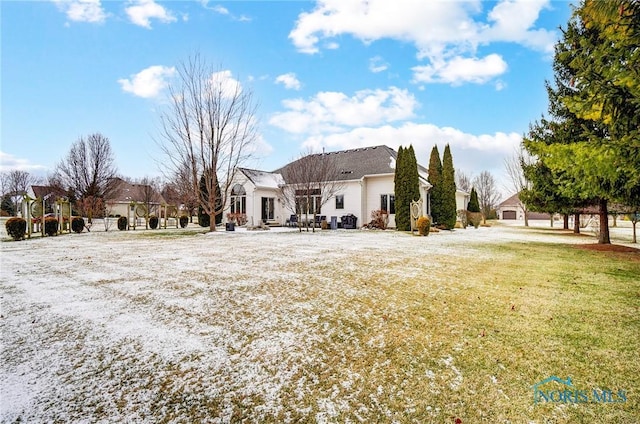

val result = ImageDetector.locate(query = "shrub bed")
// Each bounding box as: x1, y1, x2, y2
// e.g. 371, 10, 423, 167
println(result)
5, 217, 27, 241
149, 215, 159, 229
117, 216, 128, 231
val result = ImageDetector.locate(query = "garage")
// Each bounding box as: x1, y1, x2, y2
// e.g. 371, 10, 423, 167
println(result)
502, 210, 517, 220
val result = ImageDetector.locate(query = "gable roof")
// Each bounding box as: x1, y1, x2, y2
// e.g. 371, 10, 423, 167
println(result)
273, 145, 429, 184
238, 168, 285, 189
109, 178, 166, 204
30, 185, 68, 200
498, 192, 521, 208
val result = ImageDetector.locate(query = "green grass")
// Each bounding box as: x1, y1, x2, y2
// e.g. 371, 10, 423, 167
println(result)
2, 229, 638, 422
284, 241, 640, 423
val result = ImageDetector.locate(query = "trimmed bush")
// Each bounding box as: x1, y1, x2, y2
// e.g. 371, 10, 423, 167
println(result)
117, 216, 128, 231
149, 215, 159, 229
5, 217, 27, 241
71, 217, 85, 233
44, 217, 59, 236
467, 211, 482, 229
417, 216, 431, 236
179, 215, 189, 228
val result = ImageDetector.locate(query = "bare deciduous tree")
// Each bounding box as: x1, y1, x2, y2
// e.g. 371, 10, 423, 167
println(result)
279, 149, 345, 232
53, 133, 118, 222
158, 55, 258, 232
5, 170, 38, 216
473, 170, 500, 224
455, 168, 472, 193
504, 146, 534, 226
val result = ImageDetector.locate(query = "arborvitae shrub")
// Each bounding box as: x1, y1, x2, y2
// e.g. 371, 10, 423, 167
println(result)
44, 217, 59, 236
117, 216, 128, 231
417, 216, 431, 236
179, 215, 189, 228
5, 217, 27, 241
149, 215, 159, 229
71, 217, 85, 233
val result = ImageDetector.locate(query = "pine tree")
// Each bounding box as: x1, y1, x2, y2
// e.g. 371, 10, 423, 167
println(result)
467, 188, 480, 212
427, 145, 443, 224
441, 144, 457, 229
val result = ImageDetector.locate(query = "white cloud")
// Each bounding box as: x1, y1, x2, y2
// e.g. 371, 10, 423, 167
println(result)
269, 87, 417, 134
51, 0, 107, 24
289, 0, 556, 86
412, 54, 508, 85
209, 70, 242, 99
125, 0, 176, 29
275, 73, 302, 90
0, 152, 48, 173
369, 56, 388, 73
118, 65, 176, 98
200, 1, 252, 22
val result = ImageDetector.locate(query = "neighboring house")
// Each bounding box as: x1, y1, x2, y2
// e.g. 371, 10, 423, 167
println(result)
497, 192, 551, 220
27, 185, 69, 214
226, 145, 432, 228
107, 178, 166, 217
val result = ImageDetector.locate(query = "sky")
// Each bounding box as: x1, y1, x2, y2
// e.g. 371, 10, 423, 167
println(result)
1, 0, 574, 200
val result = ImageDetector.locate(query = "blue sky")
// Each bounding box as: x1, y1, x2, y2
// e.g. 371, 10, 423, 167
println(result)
1, 0, 573, 198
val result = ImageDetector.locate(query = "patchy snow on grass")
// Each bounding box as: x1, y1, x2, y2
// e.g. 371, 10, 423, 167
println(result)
0, 223, 629, 422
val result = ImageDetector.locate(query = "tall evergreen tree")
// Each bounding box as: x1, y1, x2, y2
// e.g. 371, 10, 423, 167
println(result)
393, 146, 407, 230
198, 173, 210, 228
427, 145, 443, 224
395, 145, 421, 231
467, 188, 480, 212
441, 144, 457, 229
522, 0, 640, 243
406, 145, 421, 203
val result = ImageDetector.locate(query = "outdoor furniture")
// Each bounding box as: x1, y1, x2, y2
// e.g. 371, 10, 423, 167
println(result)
288, 214, 298, 227
341, 214, 358, 229
314, 215, 327, 227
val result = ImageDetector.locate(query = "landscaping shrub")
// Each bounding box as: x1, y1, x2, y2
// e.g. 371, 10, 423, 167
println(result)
457, 210, 468, 228
179, 215, 189, 228
71, 217, 85, 233
368, 210, 388, 229
149, 215, 159, 229
417, 216, 430, 236
117, 216, 128, 231
44, 217, 59, 236
467, 211, 482, 229
5, 217, 26, 241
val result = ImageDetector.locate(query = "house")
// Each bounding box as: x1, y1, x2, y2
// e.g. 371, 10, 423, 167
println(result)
497, 192, 551, 220
456, 189, 470, 213
107, 178, 166, 218
27, 185, 69, 214
226, 145, 433, 228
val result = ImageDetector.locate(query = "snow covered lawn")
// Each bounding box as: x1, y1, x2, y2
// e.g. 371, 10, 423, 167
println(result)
1, 224, 638, 422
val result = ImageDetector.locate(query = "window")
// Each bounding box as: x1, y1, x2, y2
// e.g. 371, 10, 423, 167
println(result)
230, 184, 246, 214
381, 194, 395, 214
295, 189, 321, 214
335, 195, 344, 209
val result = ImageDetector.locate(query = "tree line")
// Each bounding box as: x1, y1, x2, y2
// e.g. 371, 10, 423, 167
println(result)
521, 0, 640, 244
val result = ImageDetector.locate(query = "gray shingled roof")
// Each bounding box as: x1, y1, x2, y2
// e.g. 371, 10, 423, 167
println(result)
273, 145, 428, 183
